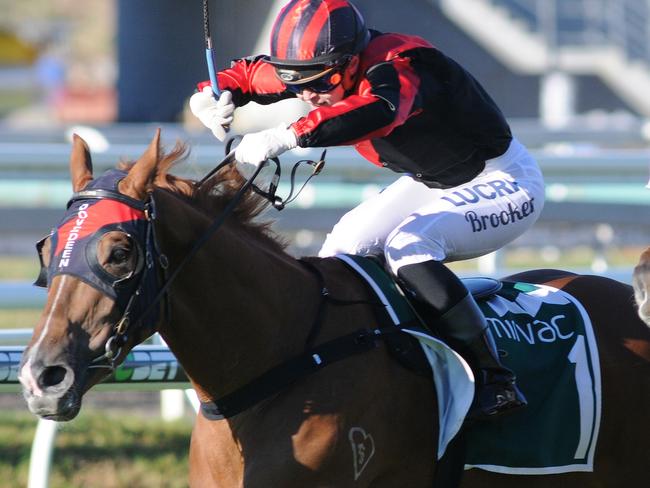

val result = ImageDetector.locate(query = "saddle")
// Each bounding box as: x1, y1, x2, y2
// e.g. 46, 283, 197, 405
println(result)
336, 254, 502, 376
363, 253, 502, 299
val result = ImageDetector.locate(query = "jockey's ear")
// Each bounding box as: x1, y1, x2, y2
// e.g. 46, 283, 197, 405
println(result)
343, 55, 361, 91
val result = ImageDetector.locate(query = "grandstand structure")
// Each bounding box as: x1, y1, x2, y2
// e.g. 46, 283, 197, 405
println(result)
436, 0, 650, 118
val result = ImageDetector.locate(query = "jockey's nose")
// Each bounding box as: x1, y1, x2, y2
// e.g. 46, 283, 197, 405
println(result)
299, 88, 319, 102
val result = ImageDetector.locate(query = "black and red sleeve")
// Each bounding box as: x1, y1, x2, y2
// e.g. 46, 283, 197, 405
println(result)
198, 56, 296, 107
291, 57, 421, 148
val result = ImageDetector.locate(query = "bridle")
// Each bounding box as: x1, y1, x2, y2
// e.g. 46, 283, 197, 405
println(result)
35, 148, 328, 371
38, 187, 170, 371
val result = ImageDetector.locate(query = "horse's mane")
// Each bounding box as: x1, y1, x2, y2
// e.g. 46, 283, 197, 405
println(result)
119, 141, 287, 252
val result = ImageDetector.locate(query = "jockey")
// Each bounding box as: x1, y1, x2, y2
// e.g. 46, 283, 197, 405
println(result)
190, 0, 545, 419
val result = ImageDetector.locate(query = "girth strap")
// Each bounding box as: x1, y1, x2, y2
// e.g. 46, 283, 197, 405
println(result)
200, 326, 401, 420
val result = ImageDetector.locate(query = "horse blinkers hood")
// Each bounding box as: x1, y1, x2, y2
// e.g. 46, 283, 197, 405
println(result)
34, 169, 156, 316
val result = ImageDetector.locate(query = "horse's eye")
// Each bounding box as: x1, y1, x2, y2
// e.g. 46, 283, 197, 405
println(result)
97, 231, 139, 280
109, 247, 130, 264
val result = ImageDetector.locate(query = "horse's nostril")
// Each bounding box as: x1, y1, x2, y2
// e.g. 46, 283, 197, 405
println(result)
39, 365, 68, 389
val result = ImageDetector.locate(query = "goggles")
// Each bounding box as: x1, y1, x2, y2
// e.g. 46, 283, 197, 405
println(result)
275, 59, 349, 94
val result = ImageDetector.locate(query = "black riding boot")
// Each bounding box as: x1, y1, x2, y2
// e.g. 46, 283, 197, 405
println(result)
397, 260, 527, 419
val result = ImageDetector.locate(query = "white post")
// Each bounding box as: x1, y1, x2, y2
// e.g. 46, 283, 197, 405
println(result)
540, 71, 576, 129
154, 333, 186, 421
160, 389, 186, 421
28, 419, 58, 488
185, 388, 200, 414
477, 251, 499, 275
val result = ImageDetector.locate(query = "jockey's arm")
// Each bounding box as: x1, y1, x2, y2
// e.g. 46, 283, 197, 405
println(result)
291, 57, 421, 148
198, 55, 296, 107
199, 56, 422, 150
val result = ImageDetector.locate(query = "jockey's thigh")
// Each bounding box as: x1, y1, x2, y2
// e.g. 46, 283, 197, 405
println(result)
384, 138, 545, 274
318, 175, 438, 258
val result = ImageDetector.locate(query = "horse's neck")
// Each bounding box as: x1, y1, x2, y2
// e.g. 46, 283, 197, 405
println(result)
153, 191, 320, 402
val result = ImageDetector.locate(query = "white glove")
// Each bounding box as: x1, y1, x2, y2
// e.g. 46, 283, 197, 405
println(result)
189, 87, 235, 141
234, 124, 298, 180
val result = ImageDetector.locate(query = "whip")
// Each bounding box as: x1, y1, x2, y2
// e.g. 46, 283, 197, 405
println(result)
202, 0, 221, 97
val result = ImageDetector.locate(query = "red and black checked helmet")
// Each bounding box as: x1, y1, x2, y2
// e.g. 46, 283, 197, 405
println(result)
268, 0, 370, 69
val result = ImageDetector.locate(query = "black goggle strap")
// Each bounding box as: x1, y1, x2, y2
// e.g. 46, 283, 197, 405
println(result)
275, 65, 333, 84
274, 54, 351, 83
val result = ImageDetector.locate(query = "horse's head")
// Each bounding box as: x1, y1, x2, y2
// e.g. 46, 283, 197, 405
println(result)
633, 247, 650, 327
19, 130, 169, 420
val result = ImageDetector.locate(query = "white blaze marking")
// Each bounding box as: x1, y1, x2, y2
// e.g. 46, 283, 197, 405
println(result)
18, 275, 68, 397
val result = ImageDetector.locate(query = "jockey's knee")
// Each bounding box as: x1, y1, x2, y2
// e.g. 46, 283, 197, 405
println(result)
384, 229, 446, 276
318, 228, 382, 258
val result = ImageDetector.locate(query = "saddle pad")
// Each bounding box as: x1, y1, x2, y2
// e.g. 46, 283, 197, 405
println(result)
335, 254, 474, 459
465, 281, 602, 474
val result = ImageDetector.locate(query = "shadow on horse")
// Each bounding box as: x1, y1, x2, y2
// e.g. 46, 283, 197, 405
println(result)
19, 131, 650, 487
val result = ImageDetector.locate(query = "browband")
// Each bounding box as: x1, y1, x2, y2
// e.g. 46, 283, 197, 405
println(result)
68, 189, 147, 211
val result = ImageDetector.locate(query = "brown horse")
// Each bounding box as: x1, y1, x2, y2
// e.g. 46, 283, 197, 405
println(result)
19, 132, 650, 487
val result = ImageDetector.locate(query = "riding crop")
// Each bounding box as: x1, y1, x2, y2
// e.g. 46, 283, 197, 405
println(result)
202, 0, 221, 97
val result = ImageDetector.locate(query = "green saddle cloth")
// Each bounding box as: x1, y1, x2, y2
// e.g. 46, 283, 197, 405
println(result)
333, 254, 602, 474
466, 281, 602, 474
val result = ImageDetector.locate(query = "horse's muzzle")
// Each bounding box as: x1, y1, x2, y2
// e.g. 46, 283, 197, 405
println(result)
20, 360, 81, 421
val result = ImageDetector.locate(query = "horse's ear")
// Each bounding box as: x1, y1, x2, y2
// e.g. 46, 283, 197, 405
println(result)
70, 134, 93, 192
119, 129, 161, 200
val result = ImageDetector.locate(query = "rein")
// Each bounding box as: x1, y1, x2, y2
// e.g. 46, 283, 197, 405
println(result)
199, 137, 327, 210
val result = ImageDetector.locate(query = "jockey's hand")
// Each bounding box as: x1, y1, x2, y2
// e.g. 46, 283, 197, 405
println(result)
189, 87, 234, 141
234, 124, 298, 180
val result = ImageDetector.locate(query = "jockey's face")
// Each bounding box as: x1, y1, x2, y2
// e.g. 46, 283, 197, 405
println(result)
297, 83, 346, 107
296, 56, 360, 108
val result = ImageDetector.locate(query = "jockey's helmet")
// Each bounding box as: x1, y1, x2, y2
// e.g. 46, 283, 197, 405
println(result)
268, 0, 370, 84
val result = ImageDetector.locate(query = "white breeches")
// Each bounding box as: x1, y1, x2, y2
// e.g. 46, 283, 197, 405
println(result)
318, 138, 545, 275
